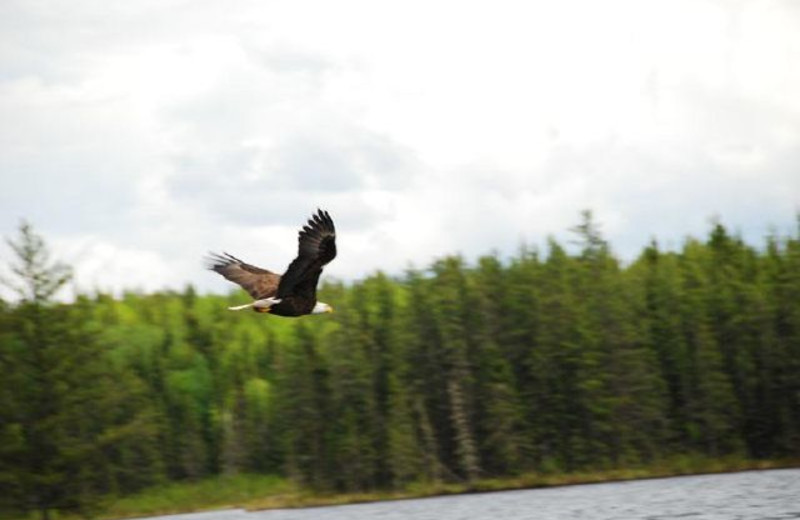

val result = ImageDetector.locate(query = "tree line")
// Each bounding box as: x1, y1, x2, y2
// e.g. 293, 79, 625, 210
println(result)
1, 213, 799, 519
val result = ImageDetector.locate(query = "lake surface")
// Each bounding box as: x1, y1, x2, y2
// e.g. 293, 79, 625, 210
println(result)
145, 468, 800, 520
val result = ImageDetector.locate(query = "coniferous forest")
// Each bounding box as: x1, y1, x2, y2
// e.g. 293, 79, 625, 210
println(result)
1, 213, 799, 519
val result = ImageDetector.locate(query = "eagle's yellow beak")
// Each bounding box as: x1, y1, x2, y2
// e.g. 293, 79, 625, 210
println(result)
326, 306, 334, 313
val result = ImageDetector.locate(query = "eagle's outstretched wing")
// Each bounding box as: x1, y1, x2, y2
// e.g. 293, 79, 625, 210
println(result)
206, 253, 281, 300
277, 209, 337, 299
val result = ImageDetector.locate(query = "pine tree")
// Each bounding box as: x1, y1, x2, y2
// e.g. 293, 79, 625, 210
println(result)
530, 239, 586, 470
763, 227, 800, 454
468, 256, 529, 475
430, 257, 482, 481
403, 268, 455, 481
0, 222, 155, 519
273, 321, 333, 490
680, 239, 741, 455
636, 242, 692, 449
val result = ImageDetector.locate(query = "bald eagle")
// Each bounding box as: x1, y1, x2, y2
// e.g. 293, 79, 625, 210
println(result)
206, 209, 337, 317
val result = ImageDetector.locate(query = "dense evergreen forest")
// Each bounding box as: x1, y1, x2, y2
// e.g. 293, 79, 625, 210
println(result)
1, 213, 799, 518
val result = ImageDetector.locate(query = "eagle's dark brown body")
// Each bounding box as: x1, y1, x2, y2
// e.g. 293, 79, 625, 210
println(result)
207, 209, 337, 317
267, 296, 316, 317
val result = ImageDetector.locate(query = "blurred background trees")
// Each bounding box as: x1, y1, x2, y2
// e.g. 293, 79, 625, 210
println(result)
0, 223, 158, 519
1, 215, 799, 518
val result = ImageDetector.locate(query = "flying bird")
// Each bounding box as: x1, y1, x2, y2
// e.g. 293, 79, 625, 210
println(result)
207, 209, 336, 317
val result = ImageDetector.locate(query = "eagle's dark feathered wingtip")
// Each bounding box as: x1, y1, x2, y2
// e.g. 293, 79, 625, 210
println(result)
205, 252, 239, 271
311, 208, 335, 233
204, 252, 223, 271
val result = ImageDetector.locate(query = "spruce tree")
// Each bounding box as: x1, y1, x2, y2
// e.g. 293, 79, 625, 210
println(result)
0, 222, 152, 519
430, 257, 481, 481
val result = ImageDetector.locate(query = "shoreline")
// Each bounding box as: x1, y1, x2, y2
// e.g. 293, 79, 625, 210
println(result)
244, 458, 800, 512
97, 458, 800, 519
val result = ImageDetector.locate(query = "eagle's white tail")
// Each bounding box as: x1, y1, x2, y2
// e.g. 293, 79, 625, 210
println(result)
228, 298, 282, 311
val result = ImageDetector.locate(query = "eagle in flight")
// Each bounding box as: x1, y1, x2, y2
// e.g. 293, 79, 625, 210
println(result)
207, 209, 337, 317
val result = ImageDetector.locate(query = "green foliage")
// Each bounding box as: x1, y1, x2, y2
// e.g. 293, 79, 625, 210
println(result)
104, 473, 292, 518
2, 220, 71, 304
0, 224, 158, 520
2, 215, 799, 519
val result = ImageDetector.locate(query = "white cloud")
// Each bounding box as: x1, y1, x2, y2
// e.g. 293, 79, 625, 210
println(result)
1, 0, 798, 299
57, 237, 176, 296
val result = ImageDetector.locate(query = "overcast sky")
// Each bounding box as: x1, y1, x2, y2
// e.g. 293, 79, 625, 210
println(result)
1, 0, 798, 299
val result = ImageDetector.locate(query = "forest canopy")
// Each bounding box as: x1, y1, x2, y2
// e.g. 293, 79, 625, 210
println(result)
1, 213, 799, 519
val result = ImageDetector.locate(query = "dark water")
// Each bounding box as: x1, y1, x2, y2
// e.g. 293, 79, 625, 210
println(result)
145, 469, 800, 520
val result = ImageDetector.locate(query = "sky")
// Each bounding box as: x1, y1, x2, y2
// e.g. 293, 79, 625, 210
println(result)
1, 0, 798, 299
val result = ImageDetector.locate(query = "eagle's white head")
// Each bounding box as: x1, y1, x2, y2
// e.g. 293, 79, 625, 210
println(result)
312, 301, 334, 314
